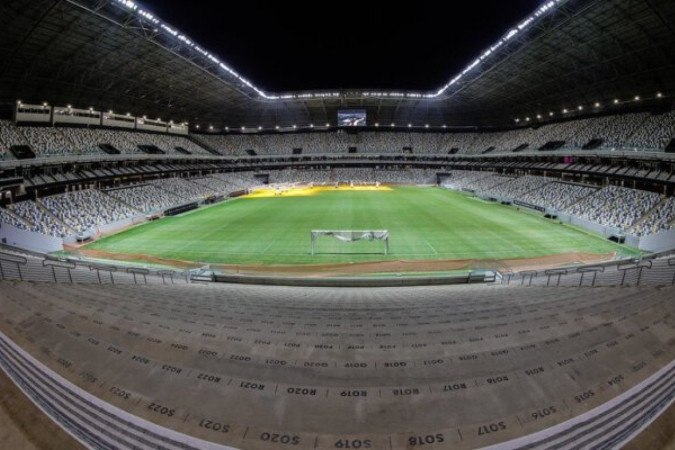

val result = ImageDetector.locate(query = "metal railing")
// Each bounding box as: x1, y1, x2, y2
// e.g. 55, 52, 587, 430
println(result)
499, 255, 675, 287
0, 251, 190, 285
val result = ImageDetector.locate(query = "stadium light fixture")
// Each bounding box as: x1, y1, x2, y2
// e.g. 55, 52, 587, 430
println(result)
112, 0, 566, 101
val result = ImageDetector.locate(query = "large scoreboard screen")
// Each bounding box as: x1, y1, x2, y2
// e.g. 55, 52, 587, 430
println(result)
337, 110, 367, 127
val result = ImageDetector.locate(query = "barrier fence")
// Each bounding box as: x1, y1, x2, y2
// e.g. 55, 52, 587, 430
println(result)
2, 246, 675, 288
0, 251, 190, 285
499, 254, 675, 287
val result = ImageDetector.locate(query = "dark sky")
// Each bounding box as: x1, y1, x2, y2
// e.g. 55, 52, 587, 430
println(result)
143, 0, 543, 92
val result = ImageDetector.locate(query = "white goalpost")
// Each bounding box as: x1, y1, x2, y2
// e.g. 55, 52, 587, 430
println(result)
310, 230, 389, 256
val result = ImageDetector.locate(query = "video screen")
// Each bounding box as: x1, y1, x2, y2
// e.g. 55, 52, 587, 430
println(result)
338, 109, 367, 127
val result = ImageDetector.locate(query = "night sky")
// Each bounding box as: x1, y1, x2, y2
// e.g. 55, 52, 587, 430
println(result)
142, 0, 543, 92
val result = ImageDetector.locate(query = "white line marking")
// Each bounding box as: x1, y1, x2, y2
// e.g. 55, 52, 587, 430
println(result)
422, 239, 438, 255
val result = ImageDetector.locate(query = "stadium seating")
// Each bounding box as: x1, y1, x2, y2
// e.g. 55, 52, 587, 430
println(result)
149, 177, 218, 199
105, 184, 186, 214
0, 121, 212, 157
0, 207, 35, 231
629, 197, 675, 236
8, 200, 72, 237
0, 111, 673, 160
193, 112, 675, 156
39, 190, 138, 234
0, 273, 672, 449
188, 177, 232, 195
566, 185, 662, 229
480, 175, 550, 199
520, 182, 598, 211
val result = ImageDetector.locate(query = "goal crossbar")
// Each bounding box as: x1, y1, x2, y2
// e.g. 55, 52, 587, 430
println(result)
310, 230, 389, 255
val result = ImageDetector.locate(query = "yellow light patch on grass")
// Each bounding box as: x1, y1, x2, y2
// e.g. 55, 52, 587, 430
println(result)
244, 184, 393, 198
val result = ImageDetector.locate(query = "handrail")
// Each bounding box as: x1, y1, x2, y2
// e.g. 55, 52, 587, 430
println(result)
501, 255, 675, 287
0, 252, 28, 264
126, 267, 150, 284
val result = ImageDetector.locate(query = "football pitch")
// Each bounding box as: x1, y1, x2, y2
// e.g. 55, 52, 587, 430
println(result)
84, 186, 640, 266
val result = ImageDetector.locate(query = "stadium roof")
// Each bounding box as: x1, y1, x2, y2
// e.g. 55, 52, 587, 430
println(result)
0, 0, 674, 131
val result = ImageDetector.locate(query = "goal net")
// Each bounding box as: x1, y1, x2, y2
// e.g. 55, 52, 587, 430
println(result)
310, 230, 389, 255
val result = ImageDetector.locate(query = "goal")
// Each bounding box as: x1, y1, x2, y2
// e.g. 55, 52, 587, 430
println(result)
310, 230, 389, 256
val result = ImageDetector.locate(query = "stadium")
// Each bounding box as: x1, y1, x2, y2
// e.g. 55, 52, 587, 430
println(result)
0, 0, 674, 448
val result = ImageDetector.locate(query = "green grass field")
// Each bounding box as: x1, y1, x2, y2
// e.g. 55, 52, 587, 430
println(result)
85, 186, 639, 265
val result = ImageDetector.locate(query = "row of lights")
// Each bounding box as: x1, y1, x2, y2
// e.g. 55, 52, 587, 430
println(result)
198, 91, 666, 132
113, 0, 565, 100
17, 101, 188, 126
514, 92, 664, 123
199, 123, 459, 132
